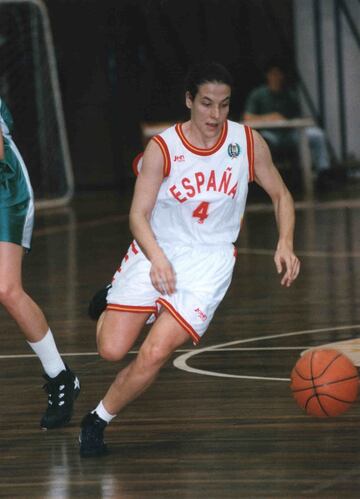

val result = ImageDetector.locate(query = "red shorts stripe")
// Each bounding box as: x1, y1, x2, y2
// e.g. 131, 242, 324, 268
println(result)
157, 298, 200, 345
107, 304, 156, 314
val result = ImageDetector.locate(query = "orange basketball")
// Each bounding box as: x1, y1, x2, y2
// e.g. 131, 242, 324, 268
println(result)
290, 349, 359, 417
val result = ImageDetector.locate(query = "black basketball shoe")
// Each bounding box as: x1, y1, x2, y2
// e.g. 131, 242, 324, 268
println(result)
79, 412, 108, 457
40, 365, 80, 429
88, 284, 112, 320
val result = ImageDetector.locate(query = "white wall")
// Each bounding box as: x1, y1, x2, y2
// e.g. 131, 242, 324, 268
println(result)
293, 0, 360, 161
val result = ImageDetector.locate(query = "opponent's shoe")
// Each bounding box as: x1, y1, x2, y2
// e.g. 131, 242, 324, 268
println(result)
88, 284, 112, 320
40, 365, 80, 429
79, 412, 108, 457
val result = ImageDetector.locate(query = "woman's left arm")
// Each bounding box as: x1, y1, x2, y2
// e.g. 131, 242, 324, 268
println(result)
252, 129, 301, 287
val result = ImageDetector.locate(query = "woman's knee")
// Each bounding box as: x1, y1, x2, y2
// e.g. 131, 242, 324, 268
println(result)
96, 319, 132, 362
98, 345, 122, 362
96, 310, 146, 362
0, 282, 22, 308
97, 338, 126, 362
137, 342, 171, 371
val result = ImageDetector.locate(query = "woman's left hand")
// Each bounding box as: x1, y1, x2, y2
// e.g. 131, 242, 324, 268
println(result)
274, 245, 300, 287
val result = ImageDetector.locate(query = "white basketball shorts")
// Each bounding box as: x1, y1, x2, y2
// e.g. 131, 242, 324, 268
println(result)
106, 240, 237, 345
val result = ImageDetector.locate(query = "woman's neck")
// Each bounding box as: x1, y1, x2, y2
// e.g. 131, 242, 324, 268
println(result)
181, 120, 223, 149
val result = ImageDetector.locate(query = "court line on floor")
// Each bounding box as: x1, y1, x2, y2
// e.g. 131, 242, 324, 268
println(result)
0, 345, 310, 360
0, 324, 360, 368
2, 324, 359, 386
173, 324, 360, 382
237, 247, 360, 258
32, 214, 360, 258
0, 349, 189, 360
32, 197, 360, 233
33, 214, 128, 237
249, 198, 360, 212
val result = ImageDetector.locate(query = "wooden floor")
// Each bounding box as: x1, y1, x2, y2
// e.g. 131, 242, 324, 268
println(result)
1, 183, 360, 498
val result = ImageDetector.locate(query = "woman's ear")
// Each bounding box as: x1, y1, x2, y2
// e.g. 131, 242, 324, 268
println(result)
185, 91, 193, 110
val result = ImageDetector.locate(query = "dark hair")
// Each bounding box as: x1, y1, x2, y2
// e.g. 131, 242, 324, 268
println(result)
263, 57, 290, 75
184, 62, 233, 99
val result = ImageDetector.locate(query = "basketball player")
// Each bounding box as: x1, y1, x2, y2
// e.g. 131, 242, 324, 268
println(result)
79, 62, 300, 457
0, 97, 80, 429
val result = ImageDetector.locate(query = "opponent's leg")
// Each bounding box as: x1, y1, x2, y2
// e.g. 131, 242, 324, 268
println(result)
0, 242, 48, 340
0, 241, 80, 428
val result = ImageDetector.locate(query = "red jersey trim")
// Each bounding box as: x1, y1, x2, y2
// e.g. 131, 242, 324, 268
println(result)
157, 298, 201, 345
132, 152, 143, 176
106, 304, 156, 314
175, 121, 228, 156
152, 135, 171, 177
244, 125, 255, 182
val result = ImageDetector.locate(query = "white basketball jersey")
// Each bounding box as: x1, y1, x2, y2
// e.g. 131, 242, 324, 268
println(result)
140, 120, 254, 245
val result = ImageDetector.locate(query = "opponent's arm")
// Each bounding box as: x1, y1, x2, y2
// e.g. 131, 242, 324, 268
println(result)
129, 139, 176, 295
252, 130, 300, 287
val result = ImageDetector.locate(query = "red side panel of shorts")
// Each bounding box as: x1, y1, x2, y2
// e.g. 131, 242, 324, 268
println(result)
107, 304, 156, 314
157, 297, 201, 345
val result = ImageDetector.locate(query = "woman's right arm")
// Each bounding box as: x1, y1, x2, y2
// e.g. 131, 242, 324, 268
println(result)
129, 139, 176, 295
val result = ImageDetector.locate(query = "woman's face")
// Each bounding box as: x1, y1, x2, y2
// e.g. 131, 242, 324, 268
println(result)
186, 82, 231, 139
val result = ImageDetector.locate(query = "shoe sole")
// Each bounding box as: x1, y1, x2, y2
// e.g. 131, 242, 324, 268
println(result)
40, 383, 81, 430
79, 436, 108, 458
79, 447, 108, 458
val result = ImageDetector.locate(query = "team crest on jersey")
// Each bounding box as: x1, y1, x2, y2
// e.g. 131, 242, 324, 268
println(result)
227, 142, 240, 158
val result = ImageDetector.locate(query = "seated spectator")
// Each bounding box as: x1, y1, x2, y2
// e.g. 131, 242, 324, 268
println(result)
243, 59, 331, 182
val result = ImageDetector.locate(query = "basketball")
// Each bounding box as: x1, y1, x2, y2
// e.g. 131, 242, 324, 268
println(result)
290, 349, 359, 417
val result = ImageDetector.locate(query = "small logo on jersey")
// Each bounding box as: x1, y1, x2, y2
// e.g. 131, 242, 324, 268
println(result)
228, 143, 240, 158
194, 307, 207, 322
174, 154, 185, 162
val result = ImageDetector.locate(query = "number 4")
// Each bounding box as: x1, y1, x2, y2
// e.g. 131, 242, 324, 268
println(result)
192, 201, 209, 224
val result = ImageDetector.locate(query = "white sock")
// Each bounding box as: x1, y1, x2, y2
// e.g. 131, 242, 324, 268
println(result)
27, 329, 66, 378
92, 400, 116, 424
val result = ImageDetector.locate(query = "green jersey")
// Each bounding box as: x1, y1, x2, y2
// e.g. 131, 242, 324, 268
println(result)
0, 97, 14, 142
0, 96, 34, 248
244, 85, 301, 119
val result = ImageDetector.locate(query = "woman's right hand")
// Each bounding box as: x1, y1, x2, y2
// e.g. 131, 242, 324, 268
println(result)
150, 252, 176, 295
